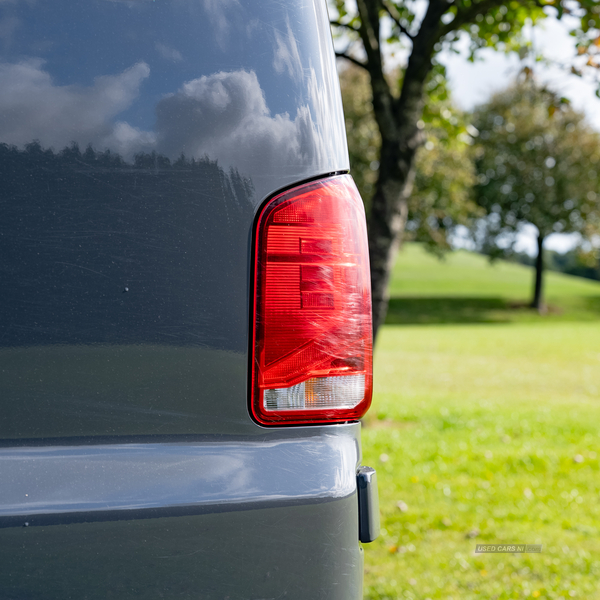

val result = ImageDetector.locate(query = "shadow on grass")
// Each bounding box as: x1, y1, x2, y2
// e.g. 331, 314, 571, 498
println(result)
385, 296, 516, 325
583, 295, 600, 314
385, 295, 600, 325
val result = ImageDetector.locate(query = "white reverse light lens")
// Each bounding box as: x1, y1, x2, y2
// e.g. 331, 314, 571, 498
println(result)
263, 375, 365, 411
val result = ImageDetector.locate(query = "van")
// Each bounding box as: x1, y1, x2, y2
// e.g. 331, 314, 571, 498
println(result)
0, 1, 378, 597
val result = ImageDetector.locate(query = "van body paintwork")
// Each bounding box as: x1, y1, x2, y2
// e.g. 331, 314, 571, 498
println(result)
0, 0, 365, 597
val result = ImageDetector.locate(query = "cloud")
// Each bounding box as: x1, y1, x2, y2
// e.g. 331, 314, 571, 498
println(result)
0, 59, 153, 154
155, 69, 325, 174
155, 42, 183, 63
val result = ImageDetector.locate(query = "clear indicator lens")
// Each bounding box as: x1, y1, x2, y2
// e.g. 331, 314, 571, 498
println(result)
264, 375, 366, 411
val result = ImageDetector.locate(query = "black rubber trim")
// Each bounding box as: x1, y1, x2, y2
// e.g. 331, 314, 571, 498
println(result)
0, 492, 354, 530
357, 466, 380, 543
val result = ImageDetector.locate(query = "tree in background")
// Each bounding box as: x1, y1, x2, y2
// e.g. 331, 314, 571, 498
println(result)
547, 247, 600, 282
340, 64, 480, 255
331, 0, 600, 337
472, 79, 600, 311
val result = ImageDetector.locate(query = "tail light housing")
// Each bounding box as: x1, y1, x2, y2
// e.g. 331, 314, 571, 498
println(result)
250, 175, 373, 425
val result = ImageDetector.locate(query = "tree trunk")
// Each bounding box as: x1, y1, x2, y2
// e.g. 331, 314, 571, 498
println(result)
368, 142, 413, 337
354, 0, 449, 340
531, 233, 545, 312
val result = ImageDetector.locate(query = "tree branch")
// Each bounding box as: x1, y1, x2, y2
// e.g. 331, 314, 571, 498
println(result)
335, 51, 369, 70
381, 1, 414, 41
330, 20, 361, 34
393, 0, 450, 136
355, 0, 396, 136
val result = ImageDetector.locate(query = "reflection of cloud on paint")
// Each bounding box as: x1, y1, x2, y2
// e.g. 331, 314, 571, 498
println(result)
0, 59, 154, 155
245, 18, 260, 38
155, 69, 325, 174
202, 0, 241, 48
155, 42, 183, 63
0, 60, 334, 175
306, 65, 347, 162
273, 18, 303, 82
102, 121, 156, 158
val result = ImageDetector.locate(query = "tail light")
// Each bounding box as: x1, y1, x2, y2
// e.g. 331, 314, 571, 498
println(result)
250, 175, 373, 426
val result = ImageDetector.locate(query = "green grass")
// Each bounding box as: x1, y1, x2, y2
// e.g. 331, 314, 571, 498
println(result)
362, 245, 600, 599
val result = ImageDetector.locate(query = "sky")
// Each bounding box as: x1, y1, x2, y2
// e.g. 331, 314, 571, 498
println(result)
441, 15, 600, 255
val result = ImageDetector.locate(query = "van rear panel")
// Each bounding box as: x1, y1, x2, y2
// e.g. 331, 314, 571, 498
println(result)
0, 0, 363, 597
0, 0, 348, 439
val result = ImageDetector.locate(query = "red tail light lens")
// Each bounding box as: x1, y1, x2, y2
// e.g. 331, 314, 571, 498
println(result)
251, 175, 373, 425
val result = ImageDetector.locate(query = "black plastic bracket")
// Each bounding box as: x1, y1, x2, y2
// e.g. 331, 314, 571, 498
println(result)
357, 466, 380, 543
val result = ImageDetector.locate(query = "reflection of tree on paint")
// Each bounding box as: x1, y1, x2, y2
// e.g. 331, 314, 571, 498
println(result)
0, 141, 254, 351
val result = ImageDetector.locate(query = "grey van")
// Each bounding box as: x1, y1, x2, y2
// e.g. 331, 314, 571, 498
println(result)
0, 0, 378, 597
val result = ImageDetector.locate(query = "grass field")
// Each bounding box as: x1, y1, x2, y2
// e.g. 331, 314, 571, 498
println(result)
362, 245, 600, 599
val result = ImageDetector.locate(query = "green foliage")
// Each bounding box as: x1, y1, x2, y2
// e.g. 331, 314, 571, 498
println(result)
339, 66, 381, 213
332, 0, 598, 78
339, 65, 480, 252
409, 117, 480, 253
472, 79, 600, 254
